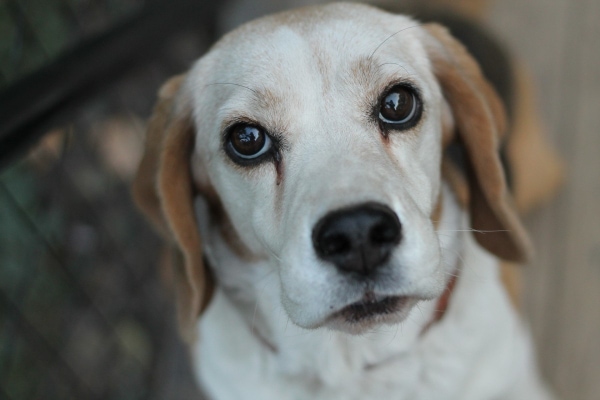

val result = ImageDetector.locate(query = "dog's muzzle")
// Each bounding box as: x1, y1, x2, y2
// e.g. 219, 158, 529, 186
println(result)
312, 202, 402, 275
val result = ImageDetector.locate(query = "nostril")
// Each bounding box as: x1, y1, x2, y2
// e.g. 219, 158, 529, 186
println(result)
370, 221, 401, 245
320, 233, 351, 256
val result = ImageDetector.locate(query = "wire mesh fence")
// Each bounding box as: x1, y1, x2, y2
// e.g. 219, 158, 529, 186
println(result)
0, 1, 220, 398
0, 0, 144, 88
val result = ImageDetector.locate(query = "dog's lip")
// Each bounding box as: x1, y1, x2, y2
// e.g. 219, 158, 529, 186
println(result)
331, 293, 411, 324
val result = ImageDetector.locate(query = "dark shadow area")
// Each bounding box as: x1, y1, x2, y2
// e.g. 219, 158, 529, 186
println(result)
0, 1, 224, 398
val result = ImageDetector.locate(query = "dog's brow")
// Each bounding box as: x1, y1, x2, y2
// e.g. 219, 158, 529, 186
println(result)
349, 56, 385, 91
253, 87, 283, 110
205, 82, 281, 108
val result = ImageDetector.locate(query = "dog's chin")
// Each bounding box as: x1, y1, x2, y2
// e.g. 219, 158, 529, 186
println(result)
324, 295, 420, 335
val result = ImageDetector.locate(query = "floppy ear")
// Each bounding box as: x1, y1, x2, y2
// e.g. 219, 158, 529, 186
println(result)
132, 75, 213, 343
424, 24, 532, 263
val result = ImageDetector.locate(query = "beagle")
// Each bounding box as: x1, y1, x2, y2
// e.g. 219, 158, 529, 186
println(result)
133, 3, 557, 399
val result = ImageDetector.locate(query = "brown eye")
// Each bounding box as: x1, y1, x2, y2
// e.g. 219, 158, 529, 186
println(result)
226, 124, 272, 161
378, 85, 420, 128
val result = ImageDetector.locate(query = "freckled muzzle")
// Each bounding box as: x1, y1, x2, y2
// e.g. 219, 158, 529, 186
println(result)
312, 202, 402, 276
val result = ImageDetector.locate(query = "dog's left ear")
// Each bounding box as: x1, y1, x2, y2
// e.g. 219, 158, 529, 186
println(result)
423, 23, 532, 262
132, 75, 213, 342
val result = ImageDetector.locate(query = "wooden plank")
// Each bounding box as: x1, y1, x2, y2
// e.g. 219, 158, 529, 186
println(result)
552, 0, 600, 397
489, 0, 600, 399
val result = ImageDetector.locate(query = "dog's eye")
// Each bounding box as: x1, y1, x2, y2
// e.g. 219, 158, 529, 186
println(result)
226, 124, 273, 161
378, 85, 421, 129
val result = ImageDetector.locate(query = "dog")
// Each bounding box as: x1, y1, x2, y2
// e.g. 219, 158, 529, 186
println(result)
132, 3, 559, 399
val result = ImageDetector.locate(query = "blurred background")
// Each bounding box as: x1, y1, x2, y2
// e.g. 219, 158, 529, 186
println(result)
0, 0, 598, 399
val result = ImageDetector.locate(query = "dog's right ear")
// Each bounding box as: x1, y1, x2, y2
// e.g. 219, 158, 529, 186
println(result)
423, 24, 532, 263
132, 75, 213, 343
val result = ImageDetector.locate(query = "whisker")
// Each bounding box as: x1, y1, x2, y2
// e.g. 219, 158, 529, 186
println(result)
259, 239, 282, 261
378, 62, 412, 76
251, 297, 260, 335
205, 82, 258, 94
451, 251, 466, 267
436, 229, 510, 234
441, 246, 466, 268
369, 24, 422, 59
284, 330, 314, 339
436, 233, 454, 238
256, 269, 277, 284
415, 303, 426, 318
443, 270, 461, 278
391, 322, 400, 342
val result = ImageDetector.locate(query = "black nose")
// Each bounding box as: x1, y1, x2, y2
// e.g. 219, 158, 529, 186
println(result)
312, 202, 402, 275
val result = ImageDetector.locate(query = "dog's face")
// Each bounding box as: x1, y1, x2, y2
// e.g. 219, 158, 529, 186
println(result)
133, 4, 530, 339
190, 5, 447, 332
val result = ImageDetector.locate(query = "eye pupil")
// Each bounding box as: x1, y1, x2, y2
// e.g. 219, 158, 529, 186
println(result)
226, 123, 274, 164
379, 86, 418, 126
231, 125, 265, 156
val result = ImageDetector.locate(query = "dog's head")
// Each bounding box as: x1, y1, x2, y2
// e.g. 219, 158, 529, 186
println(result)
133, 4, 531, 340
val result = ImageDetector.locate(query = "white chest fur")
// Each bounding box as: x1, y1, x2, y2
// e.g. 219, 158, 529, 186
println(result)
193, 233, 550, 400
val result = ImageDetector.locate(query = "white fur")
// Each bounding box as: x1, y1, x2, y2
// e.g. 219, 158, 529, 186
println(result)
179, 4, 553, 399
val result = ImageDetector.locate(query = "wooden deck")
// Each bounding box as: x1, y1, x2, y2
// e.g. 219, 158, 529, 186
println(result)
489, 1, 600, 399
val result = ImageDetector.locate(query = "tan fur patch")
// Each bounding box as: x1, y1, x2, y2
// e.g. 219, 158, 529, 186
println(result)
499, 261, 523, 310
441, 157, 469, 208
431, 194, 444, 228
349, 57, 379, 90
197, 182, 259, 262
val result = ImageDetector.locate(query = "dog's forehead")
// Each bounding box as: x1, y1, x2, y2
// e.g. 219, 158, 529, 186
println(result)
188, 5, 433, 136
196, 7, 429, 96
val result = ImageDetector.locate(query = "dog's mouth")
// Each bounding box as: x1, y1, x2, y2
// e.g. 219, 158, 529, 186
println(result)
339, 296, 406, 322
331, 292, 413, 325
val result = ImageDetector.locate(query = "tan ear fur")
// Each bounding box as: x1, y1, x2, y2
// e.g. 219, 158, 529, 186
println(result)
132, 75, 187, 235
424, 24, 532, 263
132, 75, 213, 343
499, 261, 523, 309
